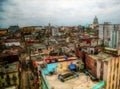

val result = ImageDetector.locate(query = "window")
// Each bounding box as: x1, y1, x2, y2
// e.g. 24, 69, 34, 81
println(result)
117, 63, 119, 68
2, 83, 4, 87
12, 75, 17, 83
7, 81, 10, 85
94, 62, 97, 67
1, 75, 4, 79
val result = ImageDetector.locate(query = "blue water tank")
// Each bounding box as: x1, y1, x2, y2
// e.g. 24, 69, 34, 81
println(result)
69, 64, 76, 70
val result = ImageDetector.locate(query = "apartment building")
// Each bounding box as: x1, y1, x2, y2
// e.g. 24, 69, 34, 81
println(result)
99, 23, 120, 49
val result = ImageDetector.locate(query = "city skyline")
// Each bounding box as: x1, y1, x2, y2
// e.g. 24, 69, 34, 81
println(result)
0, 0, 120, 28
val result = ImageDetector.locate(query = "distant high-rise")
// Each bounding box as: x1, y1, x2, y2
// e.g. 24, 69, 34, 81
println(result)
48, 23, 52, 35
8, 25, 19, 32
93, 16, 99, 24
99, 22, 120, 49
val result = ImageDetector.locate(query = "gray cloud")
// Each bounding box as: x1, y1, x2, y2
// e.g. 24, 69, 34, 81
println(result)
0, 0, 120, 28
0, 0, 7, 12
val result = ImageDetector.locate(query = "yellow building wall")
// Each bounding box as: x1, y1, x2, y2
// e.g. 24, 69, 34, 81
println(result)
20, 27, 35, 32
57, 60, 77, 74
0, 30, 8, 35
105, 57, 120, 89
0, 72, 19, 87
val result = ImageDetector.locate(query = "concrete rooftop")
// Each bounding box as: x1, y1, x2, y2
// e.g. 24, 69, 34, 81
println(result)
45, 73, 98, 89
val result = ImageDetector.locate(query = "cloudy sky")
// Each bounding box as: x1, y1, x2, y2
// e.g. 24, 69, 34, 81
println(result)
0, 0, 120, 28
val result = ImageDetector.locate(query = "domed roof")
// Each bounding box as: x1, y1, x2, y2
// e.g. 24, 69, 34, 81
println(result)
93, 16, 99, 24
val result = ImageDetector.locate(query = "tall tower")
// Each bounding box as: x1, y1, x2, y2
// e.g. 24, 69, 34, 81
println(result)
48, 23, 52, 36
93, 16, 99, 24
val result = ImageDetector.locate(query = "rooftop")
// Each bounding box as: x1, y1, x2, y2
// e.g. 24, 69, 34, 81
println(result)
88, 52, 114, 61
45, 73, 98, 89
0, 62, 19, 74
5, 86, 17, 89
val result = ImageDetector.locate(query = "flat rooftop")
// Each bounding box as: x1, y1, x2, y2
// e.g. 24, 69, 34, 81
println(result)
45, 73, 98, 89
5, 86, 17, 89
88, 52, 114, 61
0, 62, 18, 74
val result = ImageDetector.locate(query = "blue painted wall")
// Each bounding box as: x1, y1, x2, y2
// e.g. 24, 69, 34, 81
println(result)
42, 63, 58, 75
41, 71, 50, 89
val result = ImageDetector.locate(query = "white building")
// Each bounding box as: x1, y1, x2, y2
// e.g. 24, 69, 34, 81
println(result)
99, 22, 120, 49
51, 27, 59, 36
5, 42, 20, 47
99, 24, 104, 39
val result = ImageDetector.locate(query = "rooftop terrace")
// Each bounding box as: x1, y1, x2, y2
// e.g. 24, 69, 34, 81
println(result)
45, 73, 98, 89
88, 52, 114, 61
0, 62, 18, 74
